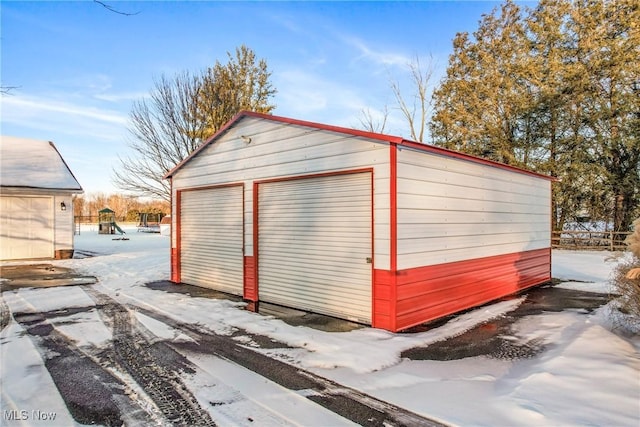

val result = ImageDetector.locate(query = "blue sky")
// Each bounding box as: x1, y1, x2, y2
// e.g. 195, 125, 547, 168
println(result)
1, 1, 522, 196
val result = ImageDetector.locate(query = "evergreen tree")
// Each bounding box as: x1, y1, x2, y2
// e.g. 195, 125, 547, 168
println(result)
430, 1, 532, 166
430, 0, 639, 232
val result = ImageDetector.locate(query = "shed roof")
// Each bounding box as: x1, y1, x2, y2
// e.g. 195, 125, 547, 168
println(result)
0, 136, 83, 192
165, 111, 555, 181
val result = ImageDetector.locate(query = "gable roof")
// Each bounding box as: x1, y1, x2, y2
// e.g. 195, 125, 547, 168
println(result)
165, 111, 555, 181
0, 136, 83, 192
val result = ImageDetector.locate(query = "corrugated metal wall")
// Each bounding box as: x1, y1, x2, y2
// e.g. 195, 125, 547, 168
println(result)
257, 172, 373, 323
179, 186, 244, 295
396, 147, 551, 270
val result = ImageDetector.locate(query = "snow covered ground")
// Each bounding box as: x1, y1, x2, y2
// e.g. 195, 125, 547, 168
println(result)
1, 225, 639, 426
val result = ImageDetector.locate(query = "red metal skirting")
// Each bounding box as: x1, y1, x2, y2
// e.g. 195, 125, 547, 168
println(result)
373, 248, 551, 332
170, 248, 180, 283
372, 269, 395, 330
243, 256, 257, 301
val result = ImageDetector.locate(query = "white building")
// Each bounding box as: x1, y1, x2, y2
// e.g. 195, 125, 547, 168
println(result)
165, 112, 554, 332
1, 136, 83, 260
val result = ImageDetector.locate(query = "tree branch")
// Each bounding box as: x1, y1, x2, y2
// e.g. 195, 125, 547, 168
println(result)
93, 0, 140, 16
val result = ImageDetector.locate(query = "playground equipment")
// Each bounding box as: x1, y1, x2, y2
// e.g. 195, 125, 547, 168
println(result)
137, 212, 163, 233
98, 208, 125, 235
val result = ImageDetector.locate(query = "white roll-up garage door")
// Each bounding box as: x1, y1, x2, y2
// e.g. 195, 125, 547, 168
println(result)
0, 196, 54, 260
180, 186, 244, 295
258, 172, 373, 323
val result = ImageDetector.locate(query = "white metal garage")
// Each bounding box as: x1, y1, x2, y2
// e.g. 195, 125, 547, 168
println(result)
0, 196, 54, 260
179, 185, 244, 295
257, 172, 373, 323
165, 111, 554, 332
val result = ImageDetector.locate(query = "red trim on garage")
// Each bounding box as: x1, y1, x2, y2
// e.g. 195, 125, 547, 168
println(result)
389, 145, 398, 272
171, 188, 181, 283
372, 269, 394, 330
376, 248, 551, 332
373, 145, 399, 330
243, 256, 257, 300
255, 168, 375, 186
252, 181, 260, 299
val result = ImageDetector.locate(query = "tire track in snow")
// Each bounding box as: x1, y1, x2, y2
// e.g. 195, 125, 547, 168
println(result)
121, 299, 448, 427
83, 286, 216, 426
10, 306, 154, 426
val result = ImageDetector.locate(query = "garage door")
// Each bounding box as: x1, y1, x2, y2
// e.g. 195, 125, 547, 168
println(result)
0, 196, 54, 260
258, 172, 373, 323
180, 186, 244, 295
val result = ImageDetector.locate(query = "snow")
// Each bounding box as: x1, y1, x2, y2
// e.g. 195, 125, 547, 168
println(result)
0, 136, 82, 190
0, 321, 78, 426
1, 227, 639, 426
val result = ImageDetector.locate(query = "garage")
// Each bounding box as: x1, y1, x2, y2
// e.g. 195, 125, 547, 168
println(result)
0, 196, 54, 260
165, 111, 554, 332
1, 136, 83, 261
179, 185, 244, 295
258, 172, 372, 323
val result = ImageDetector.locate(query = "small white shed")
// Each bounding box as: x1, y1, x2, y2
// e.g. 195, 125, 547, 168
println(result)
0, 136, 83, 260
165, 112, 554, 332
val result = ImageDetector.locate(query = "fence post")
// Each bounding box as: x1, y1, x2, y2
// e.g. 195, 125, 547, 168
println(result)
610, 231, 614, 251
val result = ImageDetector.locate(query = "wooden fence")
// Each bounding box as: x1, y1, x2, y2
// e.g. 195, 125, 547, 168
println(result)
552, 230, 632, 251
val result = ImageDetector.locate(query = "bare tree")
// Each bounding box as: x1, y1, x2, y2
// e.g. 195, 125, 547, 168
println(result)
0, 86, 19, 95
358, 106, 389, 134
113, 46, 276, 201
390, 55, 435, 142
93, 0, 140, 16
113, 72, 203, 201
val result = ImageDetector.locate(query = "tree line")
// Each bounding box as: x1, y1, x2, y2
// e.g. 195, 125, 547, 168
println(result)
73, 193, 169, 223
112, 0, 638, 233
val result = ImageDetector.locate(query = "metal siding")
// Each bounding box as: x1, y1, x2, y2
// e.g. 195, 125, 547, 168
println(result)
0, 196, 54, 259
171, 117, 391, 271
258, 172, 373, 323
394, 248, 551, 331
396, 149, 551, 270
179, 186, 244, 295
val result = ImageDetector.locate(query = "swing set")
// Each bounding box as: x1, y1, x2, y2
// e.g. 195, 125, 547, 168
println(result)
137, 212, 163, 233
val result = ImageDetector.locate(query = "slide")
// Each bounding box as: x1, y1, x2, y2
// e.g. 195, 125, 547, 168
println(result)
113, 222, 126, 235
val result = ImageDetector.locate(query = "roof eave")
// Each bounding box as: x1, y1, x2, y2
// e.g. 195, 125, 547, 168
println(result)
396, 139, 558, 182
163, 110, 404, 179
163, 111, 556, 183
1, 185, 84, 194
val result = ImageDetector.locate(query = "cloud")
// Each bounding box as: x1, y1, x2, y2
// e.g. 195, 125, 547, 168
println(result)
343, 36, 412, 69
1, 93, 128, 142
275, 69, 368, 119
3, 94, 126, 124
94, 91, 149, 103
